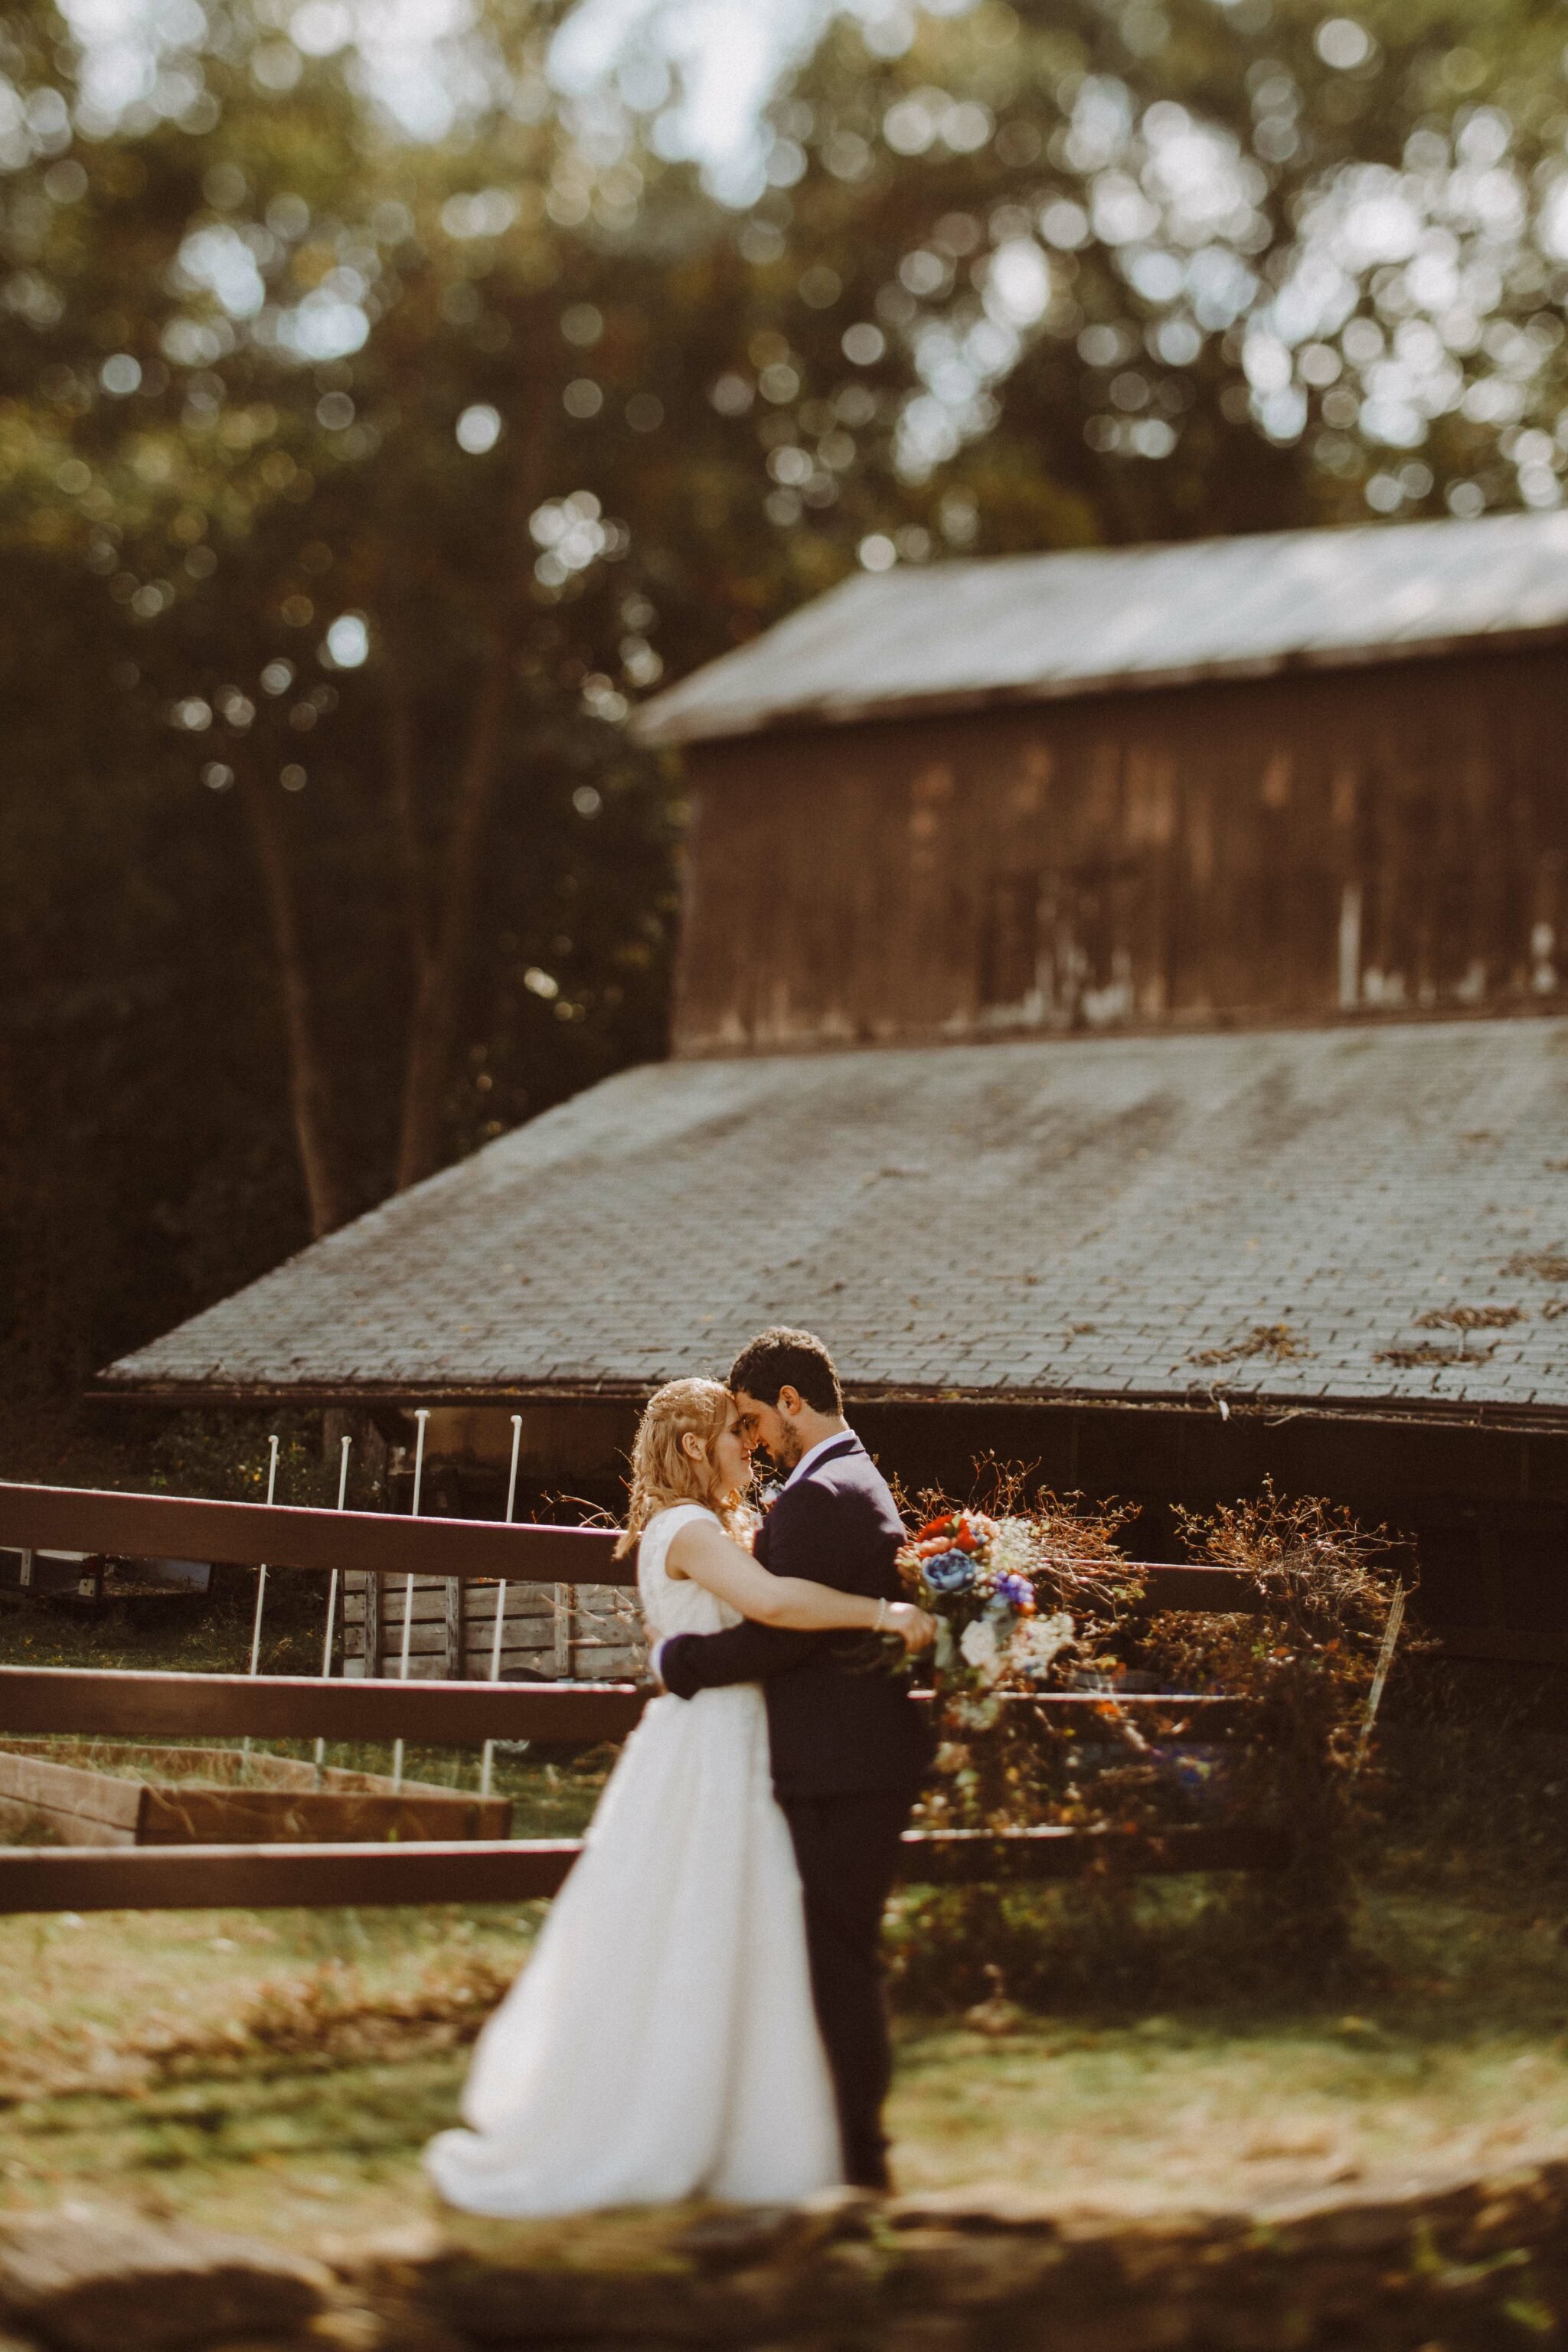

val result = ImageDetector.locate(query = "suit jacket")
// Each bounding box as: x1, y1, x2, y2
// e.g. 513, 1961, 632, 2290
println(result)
656, 1432, 933, 1797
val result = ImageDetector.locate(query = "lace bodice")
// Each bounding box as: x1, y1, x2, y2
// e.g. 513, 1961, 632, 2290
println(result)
638, 1504, 743, 1640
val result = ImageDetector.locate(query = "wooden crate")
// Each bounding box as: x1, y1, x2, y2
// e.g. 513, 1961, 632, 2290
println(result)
342, 1571, 645, 1683
0, 1740, 511, 1848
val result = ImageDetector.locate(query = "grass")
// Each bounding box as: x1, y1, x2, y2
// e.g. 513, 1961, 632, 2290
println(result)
5, 1871, 1568, 2244
6, 1439, 1568, 2243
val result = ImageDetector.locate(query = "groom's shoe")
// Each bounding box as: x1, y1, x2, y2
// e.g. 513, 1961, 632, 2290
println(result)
845, 2153, 894, 2194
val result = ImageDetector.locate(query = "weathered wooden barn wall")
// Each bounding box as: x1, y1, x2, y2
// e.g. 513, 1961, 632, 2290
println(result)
672, 645, 1568, 1056
341, 1570, 643, 1682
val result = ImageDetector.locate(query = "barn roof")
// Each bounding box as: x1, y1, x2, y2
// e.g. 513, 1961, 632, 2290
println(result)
103, 1017, 1568, 1425
632, 510, 1568, 746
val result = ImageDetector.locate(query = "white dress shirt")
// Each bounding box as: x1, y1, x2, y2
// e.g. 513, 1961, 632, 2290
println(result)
781, 1426, 854, 1490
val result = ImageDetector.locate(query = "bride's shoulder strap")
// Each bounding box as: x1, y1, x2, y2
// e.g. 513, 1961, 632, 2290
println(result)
637, 1501, 716, 1576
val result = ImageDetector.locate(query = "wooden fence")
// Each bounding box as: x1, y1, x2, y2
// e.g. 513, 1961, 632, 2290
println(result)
0, 1478, 1281, 1913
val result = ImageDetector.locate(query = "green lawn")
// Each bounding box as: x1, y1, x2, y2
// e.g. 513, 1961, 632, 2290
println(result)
5, 1877, 1568, 2244
5, 1554, 1568, 2243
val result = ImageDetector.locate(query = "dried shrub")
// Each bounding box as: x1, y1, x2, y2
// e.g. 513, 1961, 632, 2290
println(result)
893, 1473, 1413, 2013
137, 1947, 522, 2071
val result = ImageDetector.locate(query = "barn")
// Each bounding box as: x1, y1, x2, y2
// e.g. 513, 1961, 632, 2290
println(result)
100, 509, 1568, 1674
642, 508, 1568, 1052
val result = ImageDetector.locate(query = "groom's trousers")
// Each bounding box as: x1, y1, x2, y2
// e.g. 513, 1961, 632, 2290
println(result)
779, 1785, 915, 2191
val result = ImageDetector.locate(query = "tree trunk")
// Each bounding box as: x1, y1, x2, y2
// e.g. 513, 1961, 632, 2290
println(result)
244, 779, 345, 1239
394, 635, 511, 1191
385, 666, 430, 983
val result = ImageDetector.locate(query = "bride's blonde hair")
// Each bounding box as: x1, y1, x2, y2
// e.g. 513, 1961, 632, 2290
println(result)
616, 1377, 746, 1557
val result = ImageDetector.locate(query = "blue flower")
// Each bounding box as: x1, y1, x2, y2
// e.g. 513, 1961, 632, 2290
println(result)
923, 1548, 976, 1594
992, 1569, 1034, 1612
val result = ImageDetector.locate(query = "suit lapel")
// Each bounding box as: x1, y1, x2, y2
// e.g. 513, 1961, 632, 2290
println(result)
756, 1435, 863, 1565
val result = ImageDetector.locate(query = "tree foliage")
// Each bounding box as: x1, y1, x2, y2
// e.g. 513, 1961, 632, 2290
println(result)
2, 0, 1563, 1410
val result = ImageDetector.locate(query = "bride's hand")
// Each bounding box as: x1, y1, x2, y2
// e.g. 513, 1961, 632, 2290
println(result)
885, 1601, 938, 1652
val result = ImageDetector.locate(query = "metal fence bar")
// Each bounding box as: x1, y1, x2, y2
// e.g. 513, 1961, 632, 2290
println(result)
240, 1436, 280, 1766
313, 1436, 351, 1781
390, 1411, 429, 1794
479, 1415, 524, 1802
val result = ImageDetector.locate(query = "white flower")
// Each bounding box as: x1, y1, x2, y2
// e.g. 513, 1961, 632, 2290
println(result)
990, 1517, 1043, 1578
1011, 1611, 1076, 1678
959, 1617, 1004, 1683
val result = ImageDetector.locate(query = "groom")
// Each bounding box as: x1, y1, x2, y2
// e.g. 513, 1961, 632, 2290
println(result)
654, 1326, 931, 2193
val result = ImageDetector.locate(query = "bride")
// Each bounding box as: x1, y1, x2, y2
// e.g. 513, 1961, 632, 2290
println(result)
423, 1377, 936, 2216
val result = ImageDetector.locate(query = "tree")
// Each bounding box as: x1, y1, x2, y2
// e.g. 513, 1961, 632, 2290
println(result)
2, 0, 1564, 1415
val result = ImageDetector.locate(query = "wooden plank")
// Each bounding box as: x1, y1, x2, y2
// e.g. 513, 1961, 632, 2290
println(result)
0, 1488, 1259, 1612
0, 1667, 650, 1743
136, 1788, 512, 1847
0, 1668, 1250, 1746
0, 1818, 1285, 1913
0, 1482, 629, 1587
0, 1749, 144, 1830
896, 1821, 1290, 1882
444, 1580, 463, 1678
358, 1585, 560, 1623
362, 1563, 381, 1676
1, 1738, 508, 1805
0, 1795, 137, 1848
0, 1739, 323, 1788
345, 1589, 558, 1626
0, 1838, 579, 1912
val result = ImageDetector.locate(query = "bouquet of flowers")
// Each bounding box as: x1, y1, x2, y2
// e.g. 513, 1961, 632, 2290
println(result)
900, 1510, 1076, 1699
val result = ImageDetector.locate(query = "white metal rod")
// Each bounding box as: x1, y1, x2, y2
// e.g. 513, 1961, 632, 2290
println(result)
480, 1413, 524, 1802
391, 1409, 430, 1792
247, 1436, 280, 1676
241, 1436, 281, 1766
314, 1434, 351, 1779
1353, 1580, 1406, 1773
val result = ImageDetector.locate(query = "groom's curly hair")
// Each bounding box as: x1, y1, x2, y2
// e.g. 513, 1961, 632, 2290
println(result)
728, 1328, 842, 1416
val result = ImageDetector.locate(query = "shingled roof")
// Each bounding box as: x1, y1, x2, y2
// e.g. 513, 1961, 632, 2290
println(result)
632, 509, 1568, 746
103, 1018, 1568, 1423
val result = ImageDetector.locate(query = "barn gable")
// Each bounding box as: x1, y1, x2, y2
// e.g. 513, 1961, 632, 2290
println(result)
632, 509, 1568, 743
634, 516, 1568, 1057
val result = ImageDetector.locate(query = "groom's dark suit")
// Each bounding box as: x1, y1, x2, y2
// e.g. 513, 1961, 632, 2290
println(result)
656, 1433, 931, 2189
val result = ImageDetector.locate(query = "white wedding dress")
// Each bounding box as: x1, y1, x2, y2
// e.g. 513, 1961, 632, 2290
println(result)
423, 1502, 844, 2214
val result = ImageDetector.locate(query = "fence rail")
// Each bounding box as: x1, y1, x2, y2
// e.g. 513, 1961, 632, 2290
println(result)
0, 1665, 652, 1743
0, 1479, 1259, 1607
0, 1481, 627, 1586
0, 1479, 1279, 1918
0, 1665, 1252, 1743
0, 1818, 1284, 1915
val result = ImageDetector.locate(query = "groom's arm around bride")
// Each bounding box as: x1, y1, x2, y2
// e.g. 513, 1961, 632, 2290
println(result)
655, 1328, 933, 2193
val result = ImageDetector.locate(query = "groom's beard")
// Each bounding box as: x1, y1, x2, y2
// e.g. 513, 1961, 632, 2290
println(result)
766, 1429, 805, 1472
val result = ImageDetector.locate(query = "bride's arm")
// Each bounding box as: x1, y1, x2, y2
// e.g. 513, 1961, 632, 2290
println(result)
667, 1518, 933, 1647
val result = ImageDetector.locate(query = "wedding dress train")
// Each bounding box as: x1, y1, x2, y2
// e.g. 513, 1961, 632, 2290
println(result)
423, 1502, 844, 2214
